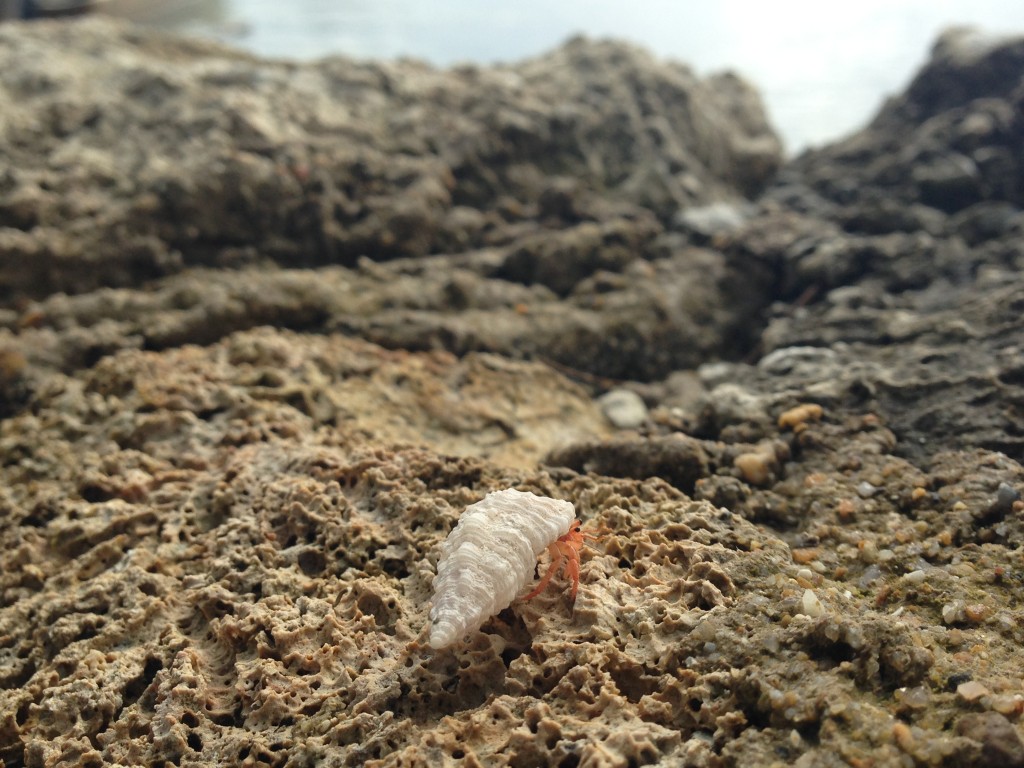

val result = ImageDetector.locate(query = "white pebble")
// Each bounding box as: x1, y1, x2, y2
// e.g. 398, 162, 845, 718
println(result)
798, 588, 825, 618
598, 389, 648, 429
942, 600, 966, 625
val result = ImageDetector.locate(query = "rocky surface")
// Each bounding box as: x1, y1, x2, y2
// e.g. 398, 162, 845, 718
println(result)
1, 17, 1024, 768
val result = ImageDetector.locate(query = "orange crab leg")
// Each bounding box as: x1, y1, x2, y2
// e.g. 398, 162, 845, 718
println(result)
522, 543, 564, 600
565, 553, 581, 603
522, 519, 602, 604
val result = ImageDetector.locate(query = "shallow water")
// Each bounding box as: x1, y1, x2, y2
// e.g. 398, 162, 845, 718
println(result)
100, 0, 1024, 154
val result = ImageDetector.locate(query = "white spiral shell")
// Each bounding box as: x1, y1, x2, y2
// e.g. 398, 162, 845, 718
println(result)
428, 489, 575, 649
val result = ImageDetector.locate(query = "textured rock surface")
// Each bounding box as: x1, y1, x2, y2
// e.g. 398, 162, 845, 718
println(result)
0, 18, 780, 300
2, 17, 1024, 768
0, 16, 780, 381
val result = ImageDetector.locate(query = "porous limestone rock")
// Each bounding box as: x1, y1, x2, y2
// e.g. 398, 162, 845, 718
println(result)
2, 16, 1024, 768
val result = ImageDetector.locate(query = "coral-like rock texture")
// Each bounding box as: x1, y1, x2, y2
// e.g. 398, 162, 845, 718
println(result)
2, 16, 1024, 768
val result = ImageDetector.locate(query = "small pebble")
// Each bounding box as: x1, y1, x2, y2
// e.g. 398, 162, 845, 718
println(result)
992, 694, 1024, 716
836, 499, 857, 520
965, 604, 990, 623
856, 481, 879, 499
791, 547, 821, 565
735, 451, 774, 486
892, 721, 915, 752
990, 482, 1021, 516
896, 686, 931, 709
902, 569, 927, 585
597, 388, 648, 429
858, 540, 879, 564
778, 403, 824, 430
943, 601, 966, 625
798, 588, 825, 618
957, 680, 991, 702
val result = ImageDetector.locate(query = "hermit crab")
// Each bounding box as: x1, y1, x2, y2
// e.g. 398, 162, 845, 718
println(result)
427, 489, 598, 649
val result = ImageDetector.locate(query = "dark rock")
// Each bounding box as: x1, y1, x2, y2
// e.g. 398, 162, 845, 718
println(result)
0, 20, 782, 304
950, 201, 1022, 244
778, 27, 1024, 229
491, 216, 659, 296
545, 434, 710, 493
955, 712, 1024, 767
911, 150, 984, 212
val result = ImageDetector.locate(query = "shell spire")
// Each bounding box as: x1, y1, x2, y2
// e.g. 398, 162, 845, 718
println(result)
428, 489, 575, 649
